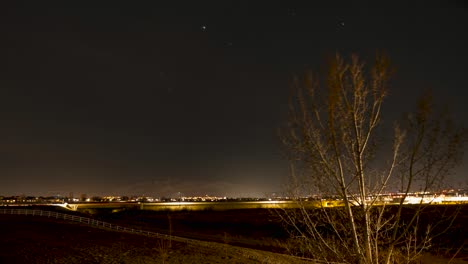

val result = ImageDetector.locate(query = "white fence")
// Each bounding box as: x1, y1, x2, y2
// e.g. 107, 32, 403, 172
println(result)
0, 208, 171, 240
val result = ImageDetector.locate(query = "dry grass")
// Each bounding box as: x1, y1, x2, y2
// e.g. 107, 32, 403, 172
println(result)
0, 214, 311, 264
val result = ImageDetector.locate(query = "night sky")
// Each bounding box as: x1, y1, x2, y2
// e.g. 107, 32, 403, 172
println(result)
1, 1, 467, 197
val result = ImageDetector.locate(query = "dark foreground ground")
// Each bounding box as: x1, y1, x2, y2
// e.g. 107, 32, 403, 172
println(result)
90, 204, 468, 259
1, 204, 467, 263
0, 214, 310, 264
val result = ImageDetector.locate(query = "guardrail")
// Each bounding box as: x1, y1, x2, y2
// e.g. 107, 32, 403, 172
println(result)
0, 208, 171, 239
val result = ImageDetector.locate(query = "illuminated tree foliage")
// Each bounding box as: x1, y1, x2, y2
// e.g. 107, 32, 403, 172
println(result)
280, 54, 465, 264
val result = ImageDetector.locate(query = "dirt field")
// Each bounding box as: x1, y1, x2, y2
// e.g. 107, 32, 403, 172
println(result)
94, 208, 288, 253
1, 205, 467, 263
0, 214, 310, 264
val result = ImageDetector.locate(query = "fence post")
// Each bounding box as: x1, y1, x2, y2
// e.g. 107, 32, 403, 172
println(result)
0, 209, 175, 242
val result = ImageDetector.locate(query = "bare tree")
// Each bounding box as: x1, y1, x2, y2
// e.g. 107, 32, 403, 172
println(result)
280, 53, 465, 264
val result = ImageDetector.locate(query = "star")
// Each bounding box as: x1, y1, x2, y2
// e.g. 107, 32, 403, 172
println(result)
201, 25, 207, 31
